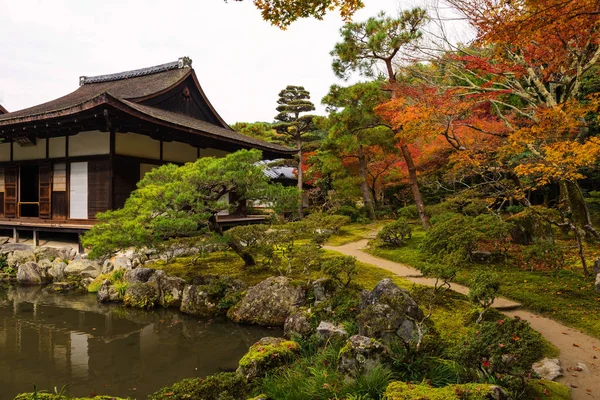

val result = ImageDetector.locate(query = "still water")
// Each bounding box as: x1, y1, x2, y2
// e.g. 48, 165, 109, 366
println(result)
0, 285, 278, 400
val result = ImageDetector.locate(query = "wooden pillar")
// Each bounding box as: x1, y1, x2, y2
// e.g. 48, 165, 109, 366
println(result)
12, 227, 18, 243
33, 229, 39, 248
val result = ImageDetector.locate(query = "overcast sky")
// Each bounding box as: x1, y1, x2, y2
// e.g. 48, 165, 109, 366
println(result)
0, 0, 468, 124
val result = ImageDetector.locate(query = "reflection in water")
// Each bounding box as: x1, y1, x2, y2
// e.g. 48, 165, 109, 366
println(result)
0, 285, 278, 399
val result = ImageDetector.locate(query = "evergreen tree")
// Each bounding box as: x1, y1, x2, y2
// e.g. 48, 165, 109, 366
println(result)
273, 85, 317, 218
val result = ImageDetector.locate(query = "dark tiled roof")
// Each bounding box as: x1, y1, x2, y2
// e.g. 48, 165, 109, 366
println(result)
258, 160, 298, 180
0, 68, 189, 122
0, 104, 7, 115
121, 100, 293, 154
80, 57, 191, 85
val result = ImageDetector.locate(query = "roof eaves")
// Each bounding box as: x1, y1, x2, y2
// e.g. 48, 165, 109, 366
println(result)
0, 104, 7, 115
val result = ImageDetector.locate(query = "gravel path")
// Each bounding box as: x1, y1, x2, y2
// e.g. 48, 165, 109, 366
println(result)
324, 239, 600, 400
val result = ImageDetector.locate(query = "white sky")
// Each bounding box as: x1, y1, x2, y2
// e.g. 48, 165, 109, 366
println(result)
0, 0, 468, 124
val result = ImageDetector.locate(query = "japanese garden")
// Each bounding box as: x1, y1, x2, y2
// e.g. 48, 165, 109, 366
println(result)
0, 0, 599, 399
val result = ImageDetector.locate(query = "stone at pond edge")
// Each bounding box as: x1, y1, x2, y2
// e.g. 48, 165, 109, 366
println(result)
237, 337, 300, 381
357, 278, 423, 343
317, 321, 348, 340
180, 285, 221, 317
64, 260, 101, 279
7, 250, 36, 268
338, 335, 392, 376
532, 357, 562, 381
312, 277, 337, 304
123, 282, 159, 309
384, 382, 510, 400
150, 270, 186, 308
97, 279, 124, 303
227, 276, 306, 327
47, 261, 67, 281
16, 262, 42, 285
125, 267, 156, 284
284, 310, 313, 338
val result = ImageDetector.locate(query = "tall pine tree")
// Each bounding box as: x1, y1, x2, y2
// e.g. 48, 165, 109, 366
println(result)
273, 85, 317, 218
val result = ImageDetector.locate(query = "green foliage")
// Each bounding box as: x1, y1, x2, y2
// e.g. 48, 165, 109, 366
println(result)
384, 382, 498, 400
376, 218, 412, 247
506, 206, 557, 244
320, 255, 358, 287
14, 395, 128, 400
454, 316, 544, 377
331, 9, 428, 79
87, 268, 128, 293
149, 372, 248, 400
519, 240, 565, 271
422, 214, 511, 266
397, 205, 418, 220
231, 121, 286, 145
82, 149, 298, 260
336, 204, 363, 222
468, 271, 500, 322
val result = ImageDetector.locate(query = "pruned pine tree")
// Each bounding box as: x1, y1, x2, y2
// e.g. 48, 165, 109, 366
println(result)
273, 85, 317, 219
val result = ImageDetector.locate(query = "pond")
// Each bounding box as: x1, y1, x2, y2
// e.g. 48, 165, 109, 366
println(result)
0, 285, 278, 399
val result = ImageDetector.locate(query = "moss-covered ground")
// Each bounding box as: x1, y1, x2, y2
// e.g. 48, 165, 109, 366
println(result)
325, 222, 386, 246
366, 226, 600, 339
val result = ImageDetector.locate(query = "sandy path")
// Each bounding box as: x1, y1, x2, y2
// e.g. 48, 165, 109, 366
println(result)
324, 239, 600, 400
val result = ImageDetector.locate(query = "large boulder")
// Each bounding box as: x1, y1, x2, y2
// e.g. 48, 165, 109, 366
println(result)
34, 246, 75, 262
357, 278, 423, 343
237, 337, 300, 381
228, 276, 306, 327
124, 267, 156, 284
180, 285, 221, 317
284, 310, 313, 338
149, 270, 186, 308
338, 335, 392, 376
7, 250, 36, 268
102, 256, 133, 274
312, 278, 337, 304
47, 261, 67, 281
16, 262, 42, 285
532, 358, 562, 381
123, 282, 158, 309
64, 260, 101, 279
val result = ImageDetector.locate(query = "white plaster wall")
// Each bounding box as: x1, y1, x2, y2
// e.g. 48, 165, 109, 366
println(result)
116, 133, 160, 160
13, 139, 46, 161
163, 141, 197, 163
49, 137, 66, 158
0, 143, 10, 162
69, 131, 109, 157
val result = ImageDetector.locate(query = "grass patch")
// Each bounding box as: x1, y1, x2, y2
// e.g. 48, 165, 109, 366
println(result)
367, 227, 600, 339
326, 222, 384, 246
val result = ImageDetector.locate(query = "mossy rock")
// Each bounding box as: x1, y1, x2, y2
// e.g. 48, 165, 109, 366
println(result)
14, 395, 129, 400
237, 337, 300, 381
123, 282, 158, 309
523, 379, 570, 400
384, 382, 509, 400
148, 372, 248, 400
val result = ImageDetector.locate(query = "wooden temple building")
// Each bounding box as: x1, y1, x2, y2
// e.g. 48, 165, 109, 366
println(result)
0, 57, 293, 246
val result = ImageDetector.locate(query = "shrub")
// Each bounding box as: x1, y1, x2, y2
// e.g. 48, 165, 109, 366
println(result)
376, 218, 412, 247
454, 316, 545, 377
336, 205, 362, 222
519, 240, 565, 271
397, 205, 419, 220
320, 255, 358, 287
506, 206, 557, 245
149, 372, 248, 400
468, 271, 500, 323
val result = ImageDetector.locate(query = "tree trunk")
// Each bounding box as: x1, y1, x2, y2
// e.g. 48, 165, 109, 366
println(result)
399, 143, 431, 229
358, 145, 376, 220
297, 139, 304, 219
208, 216, 256, 267
561, 180, 599, 239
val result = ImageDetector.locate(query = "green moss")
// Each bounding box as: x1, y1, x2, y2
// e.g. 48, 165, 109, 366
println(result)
523, 379, 570, 400
238, 340, 300, 369
86, 273, 110, 293
384, 382, 499, 400
149, 372, 248, 400
122, 283, 158, 309
326, 222, 383, 246
87, 269, 128, 294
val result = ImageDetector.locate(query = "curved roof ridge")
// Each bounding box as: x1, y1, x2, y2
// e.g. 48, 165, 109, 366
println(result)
80, 57, 192, 86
